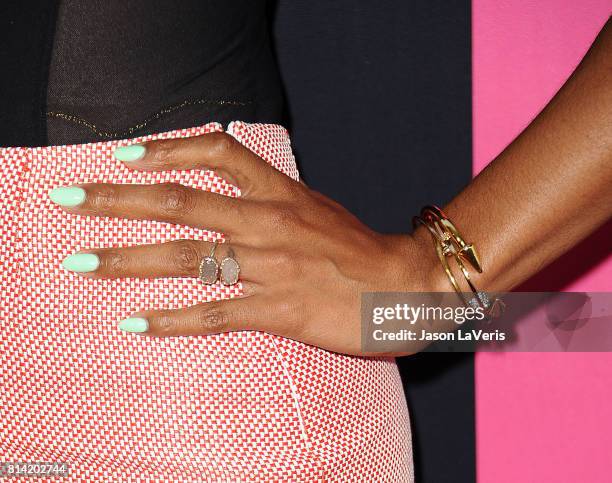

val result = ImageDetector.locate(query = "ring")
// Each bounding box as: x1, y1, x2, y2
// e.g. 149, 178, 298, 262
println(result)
198, 242, 219, 285
220, 247, 240, 286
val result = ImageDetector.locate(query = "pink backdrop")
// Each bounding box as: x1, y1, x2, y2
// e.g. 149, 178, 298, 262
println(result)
472, 2, 612, 482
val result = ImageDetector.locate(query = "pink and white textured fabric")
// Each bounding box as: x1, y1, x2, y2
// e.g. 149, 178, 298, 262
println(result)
0, 122, 413, 481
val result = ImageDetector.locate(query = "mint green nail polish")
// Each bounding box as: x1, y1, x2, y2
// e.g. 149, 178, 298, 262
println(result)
119, 317, 149, 333
62, 253, 100, 273
49, 186, 86, 207
114, 144, 146, 162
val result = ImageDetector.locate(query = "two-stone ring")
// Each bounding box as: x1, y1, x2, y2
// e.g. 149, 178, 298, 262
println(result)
198, 242, 241, 286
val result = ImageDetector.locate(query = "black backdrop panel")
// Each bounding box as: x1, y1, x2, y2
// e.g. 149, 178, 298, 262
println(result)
273, 2, 474, 482
0, 1, 58, 146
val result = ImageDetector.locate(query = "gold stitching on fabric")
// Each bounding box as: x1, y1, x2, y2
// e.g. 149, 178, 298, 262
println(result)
46, 98, 252, 139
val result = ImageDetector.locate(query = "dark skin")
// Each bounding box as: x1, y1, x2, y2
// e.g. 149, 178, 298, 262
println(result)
55, 134, 419, 355
52, 19, 612, 356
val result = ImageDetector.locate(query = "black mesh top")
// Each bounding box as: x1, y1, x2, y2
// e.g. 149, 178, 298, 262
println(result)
0, 0, 284, 146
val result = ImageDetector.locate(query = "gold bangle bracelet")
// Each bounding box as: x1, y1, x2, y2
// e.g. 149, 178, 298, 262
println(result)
452, 250, 492, 311
413, 214, 470, 305
421, 205, 483, 274
414, 205, 504, 318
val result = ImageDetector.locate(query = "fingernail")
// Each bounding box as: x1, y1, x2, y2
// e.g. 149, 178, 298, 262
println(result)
118, 317, 149, 333
114, 144, 146, 162
62, 253, 100, 273
49, 186, 86, 207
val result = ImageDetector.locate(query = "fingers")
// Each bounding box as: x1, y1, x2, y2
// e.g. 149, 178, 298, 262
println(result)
113, 132, 292, 198
51, 182, 254, 236
119, 297, 276, 336
63, 239, 269, 283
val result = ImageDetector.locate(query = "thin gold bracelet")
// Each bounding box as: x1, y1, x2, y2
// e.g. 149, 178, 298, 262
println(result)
421, 205, 482, 273
413, 206, 504, 318
413, 215, 467, 298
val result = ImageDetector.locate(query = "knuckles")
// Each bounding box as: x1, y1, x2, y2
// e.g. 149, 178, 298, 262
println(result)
266, 205, 301, 231
206, 132, 237, 159
156, 183, 195, 219
269, 250, 293, 271
171, 240, 202, 274
196, 307, 230, 331
100, 250, 128, 275
157, 314, 175, 334
149, 139, 180, 165
270, 250, 304, 279
87, 184, 118, 214
147, 132, 238, 166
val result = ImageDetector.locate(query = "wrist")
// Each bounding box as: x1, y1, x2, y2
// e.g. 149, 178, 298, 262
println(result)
387, 230, 449, 294
412, 226, 451, 293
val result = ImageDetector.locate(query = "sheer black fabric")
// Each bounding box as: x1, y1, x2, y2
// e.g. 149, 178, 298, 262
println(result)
46, 0, 284, 145
0, 1, 58, 147
0, 0, 283, 147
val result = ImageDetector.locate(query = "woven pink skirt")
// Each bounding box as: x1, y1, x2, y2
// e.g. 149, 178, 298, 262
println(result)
0, 122, 413, 481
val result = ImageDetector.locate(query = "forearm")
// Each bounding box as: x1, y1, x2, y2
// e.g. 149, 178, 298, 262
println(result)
413, 18, 612, 293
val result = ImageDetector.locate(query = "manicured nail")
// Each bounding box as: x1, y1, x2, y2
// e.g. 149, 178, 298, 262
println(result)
62, 253, 100, 273
49, 186, 86, 207
118, 317, 149, 333
114, 144, 146, 162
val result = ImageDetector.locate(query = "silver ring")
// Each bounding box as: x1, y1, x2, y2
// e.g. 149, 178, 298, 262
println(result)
220, 247, 240, 286
198, 242, 219, 285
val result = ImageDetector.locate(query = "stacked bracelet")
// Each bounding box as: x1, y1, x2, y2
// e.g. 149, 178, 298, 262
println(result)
413, 205, 504, 319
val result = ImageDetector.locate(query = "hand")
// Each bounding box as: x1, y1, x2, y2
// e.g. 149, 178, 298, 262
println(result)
52, 132, 431, 355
